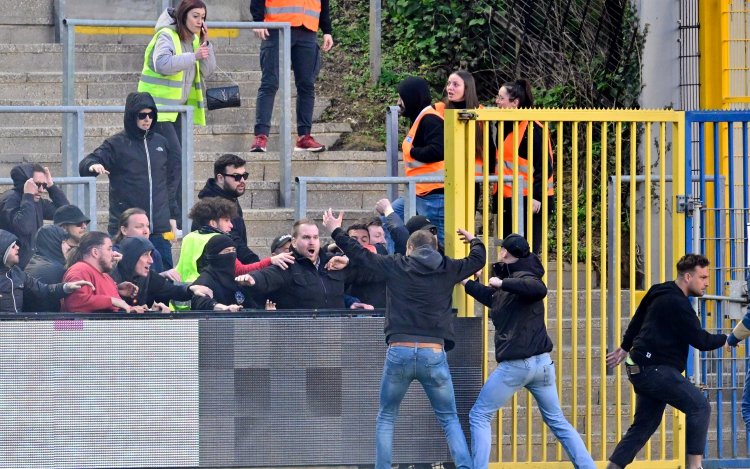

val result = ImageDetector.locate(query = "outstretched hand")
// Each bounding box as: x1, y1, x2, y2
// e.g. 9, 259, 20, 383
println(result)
63, 280, 95, 293
322, 208, 344, 233
235, 274, 255, 286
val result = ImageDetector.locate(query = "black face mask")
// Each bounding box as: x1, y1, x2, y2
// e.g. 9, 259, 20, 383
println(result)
492, 262, 511, 279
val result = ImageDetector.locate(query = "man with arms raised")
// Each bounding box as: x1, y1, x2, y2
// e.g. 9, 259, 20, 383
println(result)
237, 218, 376, 310
606, 254, 727, 469
321, 208, 485, 469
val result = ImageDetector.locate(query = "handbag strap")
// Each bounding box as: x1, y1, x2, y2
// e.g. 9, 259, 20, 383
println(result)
210, 63, 240, 88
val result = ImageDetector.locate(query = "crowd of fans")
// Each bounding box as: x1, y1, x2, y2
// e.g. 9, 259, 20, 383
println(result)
0, 148, 440, 313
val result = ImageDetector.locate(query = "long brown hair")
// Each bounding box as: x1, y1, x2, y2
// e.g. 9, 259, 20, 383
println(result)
66, 231, 110, 269
444, 70, 480, 110
174, 0, 207, 42
112, 207, 147, 245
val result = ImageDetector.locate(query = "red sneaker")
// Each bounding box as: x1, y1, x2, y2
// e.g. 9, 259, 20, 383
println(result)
295, 134, 326, 152
250, 134, 268, 152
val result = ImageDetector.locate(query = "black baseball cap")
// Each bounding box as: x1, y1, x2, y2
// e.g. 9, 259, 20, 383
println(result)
405, 215, 437, 234
53, 205, 90, 226
499, 233, 530, 258
270, 234, 292, 253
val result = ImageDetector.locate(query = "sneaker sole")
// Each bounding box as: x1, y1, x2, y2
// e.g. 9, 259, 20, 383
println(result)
294, 146, 326, 152
250, 147, 267, 152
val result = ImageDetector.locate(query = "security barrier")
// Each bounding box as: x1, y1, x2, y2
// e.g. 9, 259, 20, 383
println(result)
0, 311, 482, 468
444, 108, 686, 468
686, 111, 750, 469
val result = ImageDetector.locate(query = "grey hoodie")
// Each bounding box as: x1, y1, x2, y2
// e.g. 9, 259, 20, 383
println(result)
149, 8, 216, 106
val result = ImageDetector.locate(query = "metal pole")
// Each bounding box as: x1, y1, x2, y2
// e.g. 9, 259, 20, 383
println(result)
369, 0, 381, 86
61, 20, 76, 186
53, 0, 65, 42
385, 106, 400, 201
406, 182, 417, 220
690, 200, 702, 384
606, 178, 616, 371
296, 180, 307, 220
181, 108, 195, 235
86, 177, 97, 231
279, 25, 292, 208
74, 110, 85, 206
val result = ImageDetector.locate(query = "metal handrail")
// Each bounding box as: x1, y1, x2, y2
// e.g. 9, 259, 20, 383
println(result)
295, 175, 515, 222
61, 18, 294, 208
0, 177, 97, 231
0, 105, 193, 232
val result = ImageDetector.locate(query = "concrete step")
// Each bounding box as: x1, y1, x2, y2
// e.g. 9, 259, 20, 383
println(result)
0, 122, 350, 153
61, 0, 251, 23
0, 101, 331, 130
0, 43, 259, 73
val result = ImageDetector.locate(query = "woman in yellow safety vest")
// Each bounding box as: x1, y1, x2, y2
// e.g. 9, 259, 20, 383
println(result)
495, 79, 554, 254
138, 0, 216, 231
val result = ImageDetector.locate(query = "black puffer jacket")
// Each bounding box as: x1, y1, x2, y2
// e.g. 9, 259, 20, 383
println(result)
0, 229, 67, 313
79, 92, 180, 235
24, 225, 68, 312
465, 254, 552, 362
195, 178, 260, 264
110, 236, 192, 307
0, 164, 69, 268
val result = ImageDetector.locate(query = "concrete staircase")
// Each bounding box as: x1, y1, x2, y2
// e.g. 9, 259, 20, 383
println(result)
0, 0, 387, 259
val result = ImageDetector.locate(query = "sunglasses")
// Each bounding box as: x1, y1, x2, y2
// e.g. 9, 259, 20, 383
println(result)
222, 172, 249, 182
426, 226, 438, 235
137, 111, 155, 120
74, 221, 88, 228
35, 182, 48, 190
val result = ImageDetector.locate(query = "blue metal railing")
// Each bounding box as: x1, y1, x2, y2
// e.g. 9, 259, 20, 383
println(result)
685, 110, 750, 467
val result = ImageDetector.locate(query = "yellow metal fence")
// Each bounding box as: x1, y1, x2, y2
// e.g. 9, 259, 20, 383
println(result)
444, 109, 686, 468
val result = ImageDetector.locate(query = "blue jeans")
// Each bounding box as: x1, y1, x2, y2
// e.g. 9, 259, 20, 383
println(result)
376, 345, 472, 469
469, 353, 595, 469
391, 193, 445, 245
255, 27, 320, 137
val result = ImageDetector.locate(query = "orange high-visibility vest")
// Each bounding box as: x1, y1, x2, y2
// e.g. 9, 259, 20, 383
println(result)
501, 121, 554, 198
403, 105, 445, 196
265, 0, 321, 32
433, 102, 494, 191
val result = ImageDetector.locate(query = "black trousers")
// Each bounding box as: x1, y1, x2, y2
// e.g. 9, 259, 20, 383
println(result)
154, 117, 183, 227
609, 364, 710, 467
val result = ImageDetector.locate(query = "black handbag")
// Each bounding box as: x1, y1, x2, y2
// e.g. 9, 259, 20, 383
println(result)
205, 66, 241, 110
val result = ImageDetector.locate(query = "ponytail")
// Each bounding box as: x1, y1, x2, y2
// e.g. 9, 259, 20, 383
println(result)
502, 78, 534, 108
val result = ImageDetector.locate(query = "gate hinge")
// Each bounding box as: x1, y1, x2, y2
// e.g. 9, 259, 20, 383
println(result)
457, 111, 478, 121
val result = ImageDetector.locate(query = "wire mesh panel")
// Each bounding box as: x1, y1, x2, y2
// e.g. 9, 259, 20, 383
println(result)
686, 110, 750, 468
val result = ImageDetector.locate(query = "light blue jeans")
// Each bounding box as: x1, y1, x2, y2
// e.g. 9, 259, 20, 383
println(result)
469, 353, 595, 469
391, 193, 445, 245
376, 345, 472, 469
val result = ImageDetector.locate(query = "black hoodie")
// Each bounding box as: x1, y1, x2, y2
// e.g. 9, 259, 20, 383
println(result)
0, 229, 67, 313
621, 280, 726, 372
0, 164, 69, 268
465, 253, 553, 362
332, 227, 485, 351
194, 178, 260, 264
24, 225, 68, 311
110, 236, 192, 307
79, 92, 180, 235
397, 76, 444, 165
